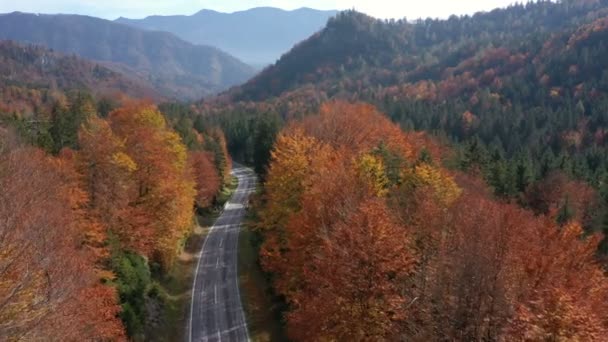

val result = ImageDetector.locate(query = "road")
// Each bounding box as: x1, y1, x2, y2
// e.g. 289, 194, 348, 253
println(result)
188, 165, 256, 342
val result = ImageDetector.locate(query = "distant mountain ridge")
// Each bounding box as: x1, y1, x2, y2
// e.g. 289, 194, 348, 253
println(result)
0, 12, 255, 100
116, 7, 338, 67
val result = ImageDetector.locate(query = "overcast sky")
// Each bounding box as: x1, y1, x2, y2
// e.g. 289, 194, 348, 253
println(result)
0, 0, 522, 20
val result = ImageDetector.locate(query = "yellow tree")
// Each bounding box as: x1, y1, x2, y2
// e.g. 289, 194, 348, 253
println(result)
355, 153, 390, 196
78, 116, 137, 241
257, 127, 332, 277
404, 163, 462, 206
109, 103, 196, 269
209, 128, 233, 186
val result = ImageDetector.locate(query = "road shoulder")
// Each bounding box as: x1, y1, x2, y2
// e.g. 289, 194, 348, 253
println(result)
237, 205, 288, 341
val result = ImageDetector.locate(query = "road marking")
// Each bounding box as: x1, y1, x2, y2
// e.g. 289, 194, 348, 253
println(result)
189, 199, 222, 342
216, 256, 220, 268
233, 198, 252, 341
189, 165, 255, 342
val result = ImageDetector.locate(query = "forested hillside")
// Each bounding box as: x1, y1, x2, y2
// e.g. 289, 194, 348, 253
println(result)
205, 0, 608, 240
0, 40, 161, 116
0, 12, 255, 100
0, 8, 247, 339
6, 0, 608, 340
192, 2, 608, 340
1, 95, 234, 340
254, 101, 608, 340
229, 0, 608, 102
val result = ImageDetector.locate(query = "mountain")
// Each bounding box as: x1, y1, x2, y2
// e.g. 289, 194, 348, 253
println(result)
198, 2, 608, 340
0, 12, 255, 100
116, 7, 338, 67
209, 0, 608, 225
227, 1, 608, 103
0, 40, 161, 116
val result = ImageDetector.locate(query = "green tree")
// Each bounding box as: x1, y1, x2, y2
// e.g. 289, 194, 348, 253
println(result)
50, 92, 96, 153
253, 113, 281, 176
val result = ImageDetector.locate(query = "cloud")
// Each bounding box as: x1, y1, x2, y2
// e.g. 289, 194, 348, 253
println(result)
0, 0, 520, 20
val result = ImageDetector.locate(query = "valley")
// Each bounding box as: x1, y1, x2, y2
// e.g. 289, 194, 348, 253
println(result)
3, 1, 608, 341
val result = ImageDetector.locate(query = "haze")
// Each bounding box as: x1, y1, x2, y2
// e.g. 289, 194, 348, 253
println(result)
1, 0, 520, 20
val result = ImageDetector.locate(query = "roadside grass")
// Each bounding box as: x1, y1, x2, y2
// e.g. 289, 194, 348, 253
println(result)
147, 176, 238, 342
238, 212, 288, 341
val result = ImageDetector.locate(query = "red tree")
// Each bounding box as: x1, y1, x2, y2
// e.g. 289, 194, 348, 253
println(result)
190, 151, 221, 208
0, 147, 124, 340
288, 199, 416, 341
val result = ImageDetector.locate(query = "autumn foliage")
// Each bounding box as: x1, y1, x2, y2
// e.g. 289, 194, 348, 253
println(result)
190, 151, 221, 208
0, 147, 125, 340
106, 103, 197, 268
1, 100, 228, 339
257, 101, 608, 341
287, 199, 416, 341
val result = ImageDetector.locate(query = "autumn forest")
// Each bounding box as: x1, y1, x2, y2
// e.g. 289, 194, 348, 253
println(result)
4, 0, 608, 341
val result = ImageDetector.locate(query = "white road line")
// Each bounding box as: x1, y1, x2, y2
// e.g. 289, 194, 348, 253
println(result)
216, 256, 220, 268
189, 210, 222, 342
214, 285, 218, 305
189, 165, 254, 342
234, 167, 253, 342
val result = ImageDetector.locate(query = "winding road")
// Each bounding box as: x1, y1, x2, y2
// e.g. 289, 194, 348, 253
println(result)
188, 165, 256, 342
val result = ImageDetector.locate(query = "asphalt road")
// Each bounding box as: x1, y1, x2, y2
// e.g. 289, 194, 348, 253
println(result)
188, 165, 256, 342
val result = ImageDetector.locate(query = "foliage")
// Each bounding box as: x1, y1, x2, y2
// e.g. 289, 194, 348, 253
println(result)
287, 199, 416, 340
0, 14, 254, 100
0, 146, 125, 341
0, 40, 159, 116
256, 101, 608, 341
202, 0, 608, 244
1, 98, 230, 339
190, 151, 222, 208
50, 91, 97, 153
355, 153, 390, 196
111, 248, 152, 338
403, 163, 462, 206
103, 103, 196, 269
253, 113, 281, 176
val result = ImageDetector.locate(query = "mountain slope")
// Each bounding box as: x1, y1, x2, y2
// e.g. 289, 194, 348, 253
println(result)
0, 40, 161, 115
116, 7, 337, 67
206, 0, 608, 225
228, 1, 608, 103
0, 12, 255, 100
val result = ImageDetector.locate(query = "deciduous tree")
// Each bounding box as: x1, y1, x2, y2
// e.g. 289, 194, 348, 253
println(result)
0, 147, 124, 340
109, 103, 196, 269
190, 151, 221, 208
287, 199, 416, 341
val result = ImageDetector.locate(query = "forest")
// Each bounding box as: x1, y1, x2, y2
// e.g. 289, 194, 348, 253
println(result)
253, 101, 608, 340
0, 91, 232, 340
197, 1, 608, 340
3, 0, 608, 340
206, 0, 608, 250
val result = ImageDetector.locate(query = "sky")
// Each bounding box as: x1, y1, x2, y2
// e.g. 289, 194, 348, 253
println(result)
0, 0, 522, 20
